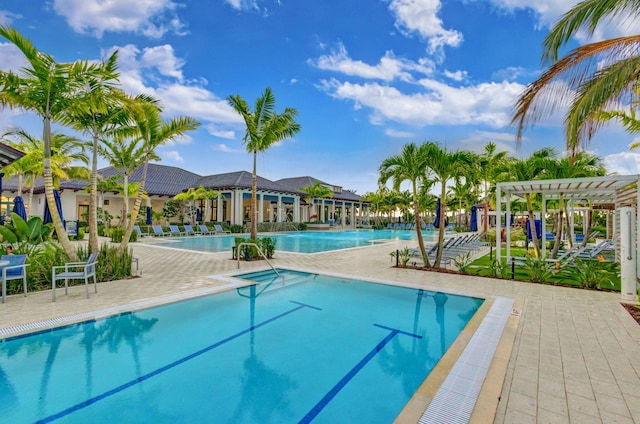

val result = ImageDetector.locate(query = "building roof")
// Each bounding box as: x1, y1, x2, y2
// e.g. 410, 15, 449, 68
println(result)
195, 171, 302, 195
276, 176, 363, 202
0, 143, 25, 169
100, 164, 202, 196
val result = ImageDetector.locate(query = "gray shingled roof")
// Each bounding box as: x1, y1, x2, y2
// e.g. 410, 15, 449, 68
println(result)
100, 164, 202, 196
276, 176, 364, 202
195, 171, 302, 195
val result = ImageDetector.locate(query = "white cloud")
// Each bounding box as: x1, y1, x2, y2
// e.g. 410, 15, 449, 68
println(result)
0, 10, 20, 26
491, 66, 539, 82
603, 151, 640, 175
385, 128, 416, 138
0, 42, 28, 72
164, 150, 184, 162
205, 124, 236, 139
311, 43, 434, 82
52, 0, 185, 38
213, 143, 244, 153
389, 0, 463, 56
488, 0, 640, 42
443, 70, 467, 81
457, 130, 517, 153
140, 45, 184, 81
318, 77, 525, 128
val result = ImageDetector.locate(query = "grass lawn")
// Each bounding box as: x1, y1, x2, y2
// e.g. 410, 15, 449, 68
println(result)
464, 247, 620, 291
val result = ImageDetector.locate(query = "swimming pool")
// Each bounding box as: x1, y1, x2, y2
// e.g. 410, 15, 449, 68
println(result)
0, 269, 483, 423
146, 229, 439, 254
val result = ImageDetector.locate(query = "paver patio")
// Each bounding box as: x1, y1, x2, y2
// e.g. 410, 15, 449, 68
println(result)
1, 238, 639, 423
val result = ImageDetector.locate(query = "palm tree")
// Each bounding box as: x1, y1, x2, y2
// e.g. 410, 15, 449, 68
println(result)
228, 87, 301, 239
59, 56, 128, 252
99, 137, 149, 230
0, 26, 110, 260
497, 148, 556, 257
379, 142, 432, 267
299, 182, 333, 221
119, 95, 200, 250
423, 142, 474, 268
476, 142, 508, 233
512, 0, 640, 154
174, 186, 220, 225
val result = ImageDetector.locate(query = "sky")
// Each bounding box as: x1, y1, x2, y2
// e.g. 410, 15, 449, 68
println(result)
0, 0, 639, 195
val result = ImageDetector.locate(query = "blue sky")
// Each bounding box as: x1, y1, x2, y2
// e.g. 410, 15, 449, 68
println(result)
1, 0, 639, 195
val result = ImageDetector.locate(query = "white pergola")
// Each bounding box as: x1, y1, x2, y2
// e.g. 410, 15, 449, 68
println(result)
495, 175, 640, 298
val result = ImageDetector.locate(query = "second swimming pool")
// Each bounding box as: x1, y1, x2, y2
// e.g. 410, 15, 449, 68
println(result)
0, 269, 483, 423
146, 229, 439, 254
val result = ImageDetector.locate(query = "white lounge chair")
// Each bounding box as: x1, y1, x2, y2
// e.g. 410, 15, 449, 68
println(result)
199, 224, 213, 235
214, 224, 230, 234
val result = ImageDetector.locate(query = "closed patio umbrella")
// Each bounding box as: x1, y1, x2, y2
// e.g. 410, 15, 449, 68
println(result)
434, 198, 441, 228
12, 196, 27, 221
196, 208, 202, 222
44, 189, 65, 229
146, 206, 152, 225
470, 205, 477, 232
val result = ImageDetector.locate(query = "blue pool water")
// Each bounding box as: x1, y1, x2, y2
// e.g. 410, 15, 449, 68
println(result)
0, 269, 482, 423
148, 229, 438, 254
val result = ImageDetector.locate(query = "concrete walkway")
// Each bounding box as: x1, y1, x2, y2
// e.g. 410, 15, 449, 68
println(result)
1, 238, 639, 423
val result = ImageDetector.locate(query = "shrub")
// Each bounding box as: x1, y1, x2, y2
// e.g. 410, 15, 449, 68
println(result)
229, 224, 245, 233
523, 257, 554, 284
562, 258, 619, 289
453, 252, 473, 273
258, 237, 276, 258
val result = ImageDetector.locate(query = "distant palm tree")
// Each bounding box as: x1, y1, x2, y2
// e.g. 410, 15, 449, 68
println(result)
228, 87, 301, 239
476, 142, 508, 233
299, 182, 333, 221
0, 26, 110, 261
423, 142, 474, 268
174, 186, 220, 225
512, 0, 640, 154
379, 142, 432, 266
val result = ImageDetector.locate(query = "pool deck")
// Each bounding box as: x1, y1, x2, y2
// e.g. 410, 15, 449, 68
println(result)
1, 237, 640, 423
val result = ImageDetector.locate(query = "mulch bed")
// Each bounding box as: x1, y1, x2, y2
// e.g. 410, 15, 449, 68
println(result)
622, 303, 640, 326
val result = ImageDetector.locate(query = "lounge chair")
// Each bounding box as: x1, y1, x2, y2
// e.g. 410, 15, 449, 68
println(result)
214, 224, 231, 234
386, 223, 393, 230
199, 224, 213, 235
51, 252, 98, 301
133, 225, 147, 238
152, 225, 169, 237
169, 225, 185, 236
183, 224, 197, 236
1, 254, 28, 303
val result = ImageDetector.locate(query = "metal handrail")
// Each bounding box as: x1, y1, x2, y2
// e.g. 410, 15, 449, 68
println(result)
236, 242, 284, 285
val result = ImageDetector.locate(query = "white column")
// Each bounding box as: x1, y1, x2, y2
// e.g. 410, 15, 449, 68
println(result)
258, 193, 264, 223
506, 193, 511, 260
217, 195, 223, 223
351, 203, 356, 228
321, 199, 325, 222
277, 195, 283, 222
294, 196, 300, 222
620, 206, 637, 300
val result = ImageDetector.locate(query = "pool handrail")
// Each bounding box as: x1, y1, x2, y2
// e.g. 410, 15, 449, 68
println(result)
236, 242, 284, 286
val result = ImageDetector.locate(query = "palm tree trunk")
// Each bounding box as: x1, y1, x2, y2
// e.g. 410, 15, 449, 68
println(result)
43, 117, 78, 261
123, 173, 129, 228
250, 149, 258, 239
88, 133, 99, 253
435, 185, 447, 268
28, 180, 35, 214
413, 183, 430, 267
120, 159, 149, 252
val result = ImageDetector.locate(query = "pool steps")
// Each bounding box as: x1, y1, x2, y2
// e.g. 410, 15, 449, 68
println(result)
236, 269, 316, 294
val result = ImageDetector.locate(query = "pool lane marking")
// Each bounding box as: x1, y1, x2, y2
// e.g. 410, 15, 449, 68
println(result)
299, 324, 422, 424
37, 300, 321, 424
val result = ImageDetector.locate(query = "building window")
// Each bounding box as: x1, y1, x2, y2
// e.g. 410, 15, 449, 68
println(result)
104, 199, 109, 205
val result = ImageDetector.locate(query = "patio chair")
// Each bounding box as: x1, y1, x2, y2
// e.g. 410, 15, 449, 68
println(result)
1, 254, 28, 303
214, 224, 231, 234
183, 224, 197, 236
52, 252, 98, 301
199, 224, 213, 235
133, 225, 147, 238
169, 225, 185, 236
152, 225, 169, 237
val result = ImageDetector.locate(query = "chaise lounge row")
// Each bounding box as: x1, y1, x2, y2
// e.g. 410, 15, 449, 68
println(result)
134, 224, 231, 237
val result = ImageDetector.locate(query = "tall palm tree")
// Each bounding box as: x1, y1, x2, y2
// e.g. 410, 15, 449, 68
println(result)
228, 87, 301, 239
497, 148, 556, 257
299, 182, 333, 221
59, 56, 128, 252
119, 95, 200, 251
512, 0, 640, 154
423, 142, 474, 268
0, 26, 110, 260
379, 142, 432, 266
477, 142, 508, 233
174, 186, 220, 225
99, 137, 149, 230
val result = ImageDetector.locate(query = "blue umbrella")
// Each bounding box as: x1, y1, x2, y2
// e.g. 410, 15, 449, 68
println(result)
196, 208, 202, 222
470, 205, 477, 231
510, 213, 515, 227
12, 196, 27, 221
43, 189, 65, 229
434, 198, 441, 228
146, 206, 152, 225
